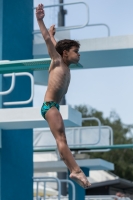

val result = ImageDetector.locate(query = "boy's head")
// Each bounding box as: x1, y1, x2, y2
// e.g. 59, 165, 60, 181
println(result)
55, 39, 80, 55
55, 39, 80, 64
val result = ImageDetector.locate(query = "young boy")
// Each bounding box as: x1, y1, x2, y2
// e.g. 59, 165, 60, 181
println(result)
36, 4, 91, 189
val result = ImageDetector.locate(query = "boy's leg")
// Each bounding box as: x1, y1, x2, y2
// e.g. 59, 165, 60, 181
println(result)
45, 107, 91, 188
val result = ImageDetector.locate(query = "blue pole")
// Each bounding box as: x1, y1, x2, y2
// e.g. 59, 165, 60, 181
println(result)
0, 0, 33, 199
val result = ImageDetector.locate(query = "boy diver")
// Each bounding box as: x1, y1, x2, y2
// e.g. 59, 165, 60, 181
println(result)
36, 4, 91, 189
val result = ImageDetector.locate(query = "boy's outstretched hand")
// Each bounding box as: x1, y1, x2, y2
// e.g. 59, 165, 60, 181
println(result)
36, 4, 45, 20
49, 25, 56, 37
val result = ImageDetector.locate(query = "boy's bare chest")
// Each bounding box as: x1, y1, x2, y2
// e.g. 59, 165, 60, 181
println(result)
51, 66, 70, 81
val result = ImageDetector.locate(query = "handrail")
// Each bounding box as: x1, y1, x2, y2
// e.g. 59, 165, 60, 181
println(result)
33, 2, 89, 32
33, 23, 110, 37
1, 72, 34, 105
0, 73, 15, 95
33, 117, 101, 148
87, 23, 110, 37
34, 126, 113, 156
79, 125, 113, 153
33, 177, 76, 200
33, 177, 61, 200
33, 117, 102, 153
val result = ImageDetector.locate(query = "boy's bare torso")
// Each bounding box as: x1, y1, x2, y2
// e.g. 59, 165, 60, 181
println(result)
44, 57, 70, 103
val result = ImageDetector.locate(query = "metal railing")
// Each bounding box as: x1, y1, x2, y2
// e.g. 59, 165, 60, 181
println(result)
33, 2, 110, 37
34, 23, 110, 37
78, 125, 113, 152
33, 2, 89, 32
33, 177, 75, 200
0, 72, 34, 105
33, 117, 104, 153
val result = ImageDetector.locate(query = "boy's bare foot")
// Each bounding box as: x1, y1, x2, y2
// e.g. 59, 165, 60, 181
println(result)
69, 170, 91, 189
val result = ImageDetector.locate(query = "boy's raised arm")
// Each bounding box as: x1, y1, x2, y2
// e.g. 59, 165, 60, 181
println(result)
36, 4, 59, 59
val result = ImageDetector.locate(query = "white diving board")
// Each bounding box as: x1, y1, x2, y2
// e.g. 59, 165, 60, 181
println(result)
0, 105, 81, 129
0, 58, 83, 74
34, 158, 114, 173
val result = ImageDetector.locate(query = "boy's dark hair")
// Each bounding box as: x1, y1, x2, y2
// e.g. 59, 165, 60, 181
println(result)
55, 39, 80, 56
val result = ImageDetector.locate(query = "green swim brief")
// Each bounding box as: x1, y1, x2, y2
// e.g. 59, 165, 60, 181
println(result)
41, 101, 60, 119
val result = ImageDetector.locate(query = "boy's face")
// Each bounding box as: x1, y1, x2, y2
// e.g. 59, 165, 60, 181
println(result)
66, 46, 80, 64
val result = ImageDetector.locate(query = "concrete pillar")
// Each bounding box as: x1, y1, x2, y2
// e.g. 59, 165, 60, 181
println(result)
0, 0, 33, 199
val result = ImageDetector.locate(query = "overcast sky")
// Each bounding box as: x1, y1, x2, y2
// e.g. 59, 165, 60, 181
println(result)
34, 0, 133, 124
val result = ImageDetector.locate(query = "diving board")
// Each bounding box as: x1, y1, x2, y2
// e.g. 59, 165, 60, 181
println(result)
34, 144, 133, 153
0, 58, 83, 74
34, 158, 114, 173
0, 105, 81, 129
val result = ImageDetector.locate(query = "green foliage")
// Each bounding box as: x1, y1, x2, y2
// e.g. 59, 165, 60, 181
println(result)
74, 105, 133, 181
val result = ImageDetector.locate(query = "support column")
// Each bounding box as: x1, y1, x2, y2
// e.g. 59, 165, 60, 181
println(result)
68, 167, 89, 200
0, 0, 33, 199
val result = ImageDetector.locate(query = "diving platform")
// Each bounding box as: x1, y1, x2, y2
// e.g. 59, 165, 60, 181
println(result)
0, 105, 81, 129
0, 35, 132, 82
33, 34, 133, 69
79, 34, 133, 69
34, 158, 114, 173
33, 34, 133, 85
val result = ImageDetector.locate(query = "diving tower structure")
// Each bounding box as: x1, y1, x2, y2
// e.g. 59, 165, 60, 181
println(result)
0, 1, 133, 200
0, 25, 133, 200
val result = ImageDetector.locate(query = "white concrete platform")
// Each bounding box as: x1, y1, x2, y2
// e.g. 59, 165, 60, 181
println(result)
79, 35, 133, 69
34, 159, 114, 173
33, 35, 133, 85
0, 105, 81, 129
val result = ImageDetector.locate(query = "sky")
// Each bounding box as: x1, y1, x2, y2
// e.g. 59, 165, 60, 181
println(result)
33, 0, 133, 124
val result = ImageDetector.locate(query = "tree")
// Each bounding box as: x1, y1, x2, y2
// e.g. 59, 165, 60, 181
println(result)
74, 105, 133, 181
